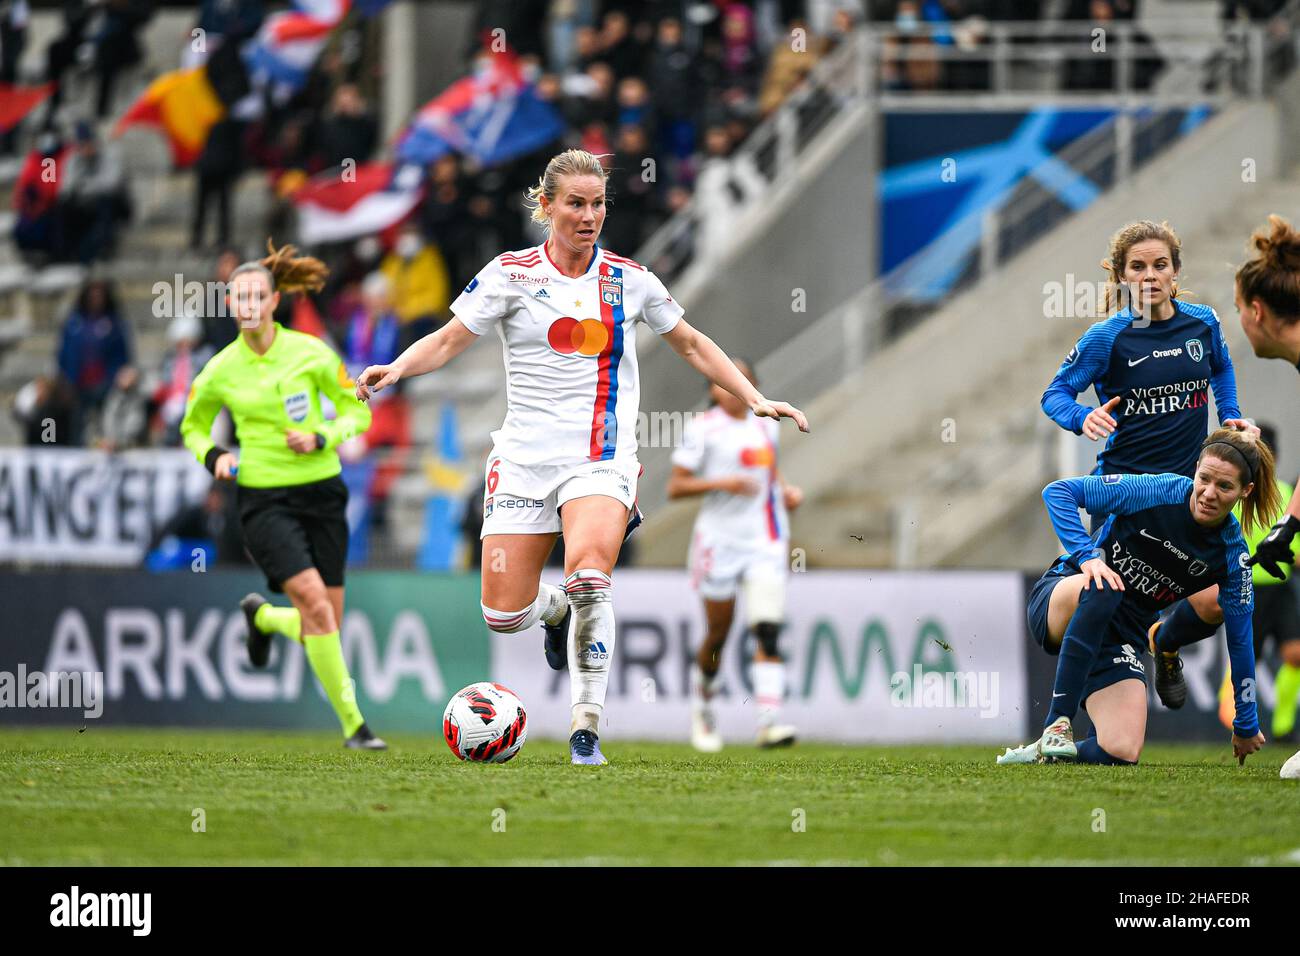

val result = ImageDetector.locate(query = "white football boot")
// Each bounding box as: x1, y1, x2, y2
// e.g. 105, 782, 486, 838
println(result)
1281, 749, 1300, 780
690, 664, 723, 752
691, 707, 723, 753
996, 716, 1076, 765
756, 724, 797, 748
1039, 715, 1077, 761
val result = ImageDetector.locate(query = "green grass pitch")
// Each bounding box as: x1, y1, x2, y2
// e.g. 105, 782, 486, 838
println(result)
2, 728, 1297, 866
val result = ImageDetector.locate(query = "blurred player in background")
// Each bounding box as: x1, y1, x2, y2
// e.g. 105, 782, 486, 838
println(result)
355, 149, 809, 766
1000, 428, 1277, 766
666, 357, 803, 752
1041, 219, 1260, 711
1233, 214, 1300, 777
1210, 423, 1300, 743
181, 242, 384, 750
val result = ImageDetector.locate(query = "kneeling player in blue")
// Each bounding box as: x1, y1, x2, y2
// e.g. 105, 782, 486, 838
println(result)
999, 428, 1280, 766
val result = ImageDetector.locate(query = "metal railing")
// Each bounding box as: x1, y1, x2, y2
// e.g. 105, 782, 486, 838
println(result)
752, 103, 1208, 405
744, 8, 1300, 406
866, 17, 1291, 100
637, 9, 1299, 290
637, 29, 871, 285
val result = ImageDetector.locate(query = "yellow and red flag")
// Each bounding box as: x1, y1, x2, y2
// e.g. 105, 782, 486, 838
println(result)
114, 66, 225, 167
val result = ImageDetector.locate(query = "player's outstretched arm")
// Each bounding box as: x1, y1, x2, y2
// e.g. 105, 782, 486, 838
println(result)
356, 318, 479, 401
666, 465, 757, 500
661, 319, 809, 433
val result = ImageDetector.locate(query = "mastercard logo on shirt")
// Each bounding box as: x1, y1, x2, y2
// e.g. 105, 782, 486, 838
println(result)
547, 317, 611, 357
739, 446, 774, 467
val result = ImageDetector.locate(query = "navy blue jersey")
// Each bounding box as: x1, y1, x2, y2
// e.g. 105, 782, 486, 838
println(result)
1042, 300, 1241, 478
1043, 473, 1259, 735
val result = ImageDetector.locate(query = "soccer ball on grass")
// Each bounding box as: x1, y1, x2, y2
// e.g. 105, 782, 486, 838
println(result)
443, 682, 528, 763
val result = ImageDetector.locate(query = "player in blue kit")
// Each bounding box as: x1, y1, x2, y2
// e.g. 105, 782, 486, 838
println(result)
1042, 220, 1260, 707
998, 428, 1280, 766
1042, 220, 1255, 477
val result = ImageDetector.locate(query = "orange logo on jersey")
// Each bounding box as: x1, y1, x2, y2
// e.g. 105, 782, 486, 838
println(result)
547, 316, 609, 357
739, 446, 774, 467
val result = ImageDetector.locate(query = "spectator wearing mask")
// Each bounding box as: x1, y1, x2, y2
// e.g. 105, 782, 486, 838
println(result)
379, 224, 451, 348
92, 364, 149, 451
57, 278, 131, 442
57, 120, 130, 263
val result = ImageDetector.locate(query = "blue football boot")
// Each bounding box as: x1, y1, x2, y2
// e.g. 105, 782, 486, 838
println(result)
569, 729, 608, 766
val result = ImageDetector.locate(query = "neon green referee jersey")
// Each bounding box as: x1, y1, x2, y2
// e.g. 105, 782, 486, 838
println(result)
1233, 478, 1295, 586
181, 323, 372, 488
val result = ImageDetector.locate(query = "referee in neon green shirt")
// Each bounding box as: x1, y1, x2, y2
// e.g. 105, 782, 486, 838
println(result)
181, 242, 384, 750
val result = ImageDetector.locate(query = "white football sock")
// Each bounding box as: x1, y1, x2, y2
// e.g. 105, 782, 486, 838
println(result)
538, 582, 569, 626
753, 660, 786, 728
481, 583, 568, 634
565, 568, 614, 733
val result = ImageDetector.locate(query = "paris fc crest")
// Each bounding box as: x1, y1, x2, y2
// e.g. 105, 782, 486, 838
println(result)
1185, 338, 1204, 363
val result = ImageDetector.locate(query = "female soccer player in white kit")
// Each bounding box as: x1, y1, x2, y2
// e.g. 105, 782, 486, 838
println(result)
355, 149, 809, 765
668, 358, 803, 751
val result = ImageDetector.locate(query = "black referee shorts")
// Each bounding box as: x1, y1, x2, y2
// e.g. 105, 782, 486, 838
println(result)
237, 475, 349, 594
1253, 577, 1300, 657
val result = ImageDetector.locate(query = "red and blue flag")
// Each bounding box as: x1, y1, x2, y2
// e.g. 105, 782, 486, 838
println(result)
395, 51, 564, 168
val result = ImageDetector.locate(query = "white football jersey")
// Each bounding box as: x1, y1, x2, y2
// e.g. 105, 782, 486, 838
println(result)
453, 244, 683, 466
672, 406, 788, 546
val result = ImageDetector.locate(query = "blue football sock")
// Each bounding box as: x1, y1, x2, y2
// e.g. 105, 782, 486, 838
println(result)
1155, 599, 1219, 653
1076, 735, 1137, 765
1045, 583, 1126, 727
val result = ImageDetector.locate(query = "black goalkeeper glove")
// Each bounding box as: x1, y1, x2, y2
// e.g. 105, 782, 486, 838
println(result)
1247, 514, 1300, 580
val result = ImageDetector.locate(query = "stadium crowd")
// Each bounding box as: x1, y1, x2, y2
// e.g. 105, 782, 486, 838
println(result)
3, 0, 882, 566
2, 0, 1291, 568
